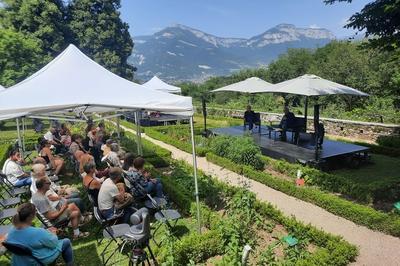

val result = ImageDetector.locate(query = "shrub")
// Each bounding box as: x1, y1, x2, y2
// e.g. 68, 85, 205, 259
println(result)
376, 135, 400, 149
0, 144, 12, 166
209, 135, 264, 170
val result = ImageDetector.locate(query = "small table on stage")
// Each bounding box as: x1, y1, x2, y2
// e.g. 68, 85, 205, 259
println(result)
266, 126, 283, 140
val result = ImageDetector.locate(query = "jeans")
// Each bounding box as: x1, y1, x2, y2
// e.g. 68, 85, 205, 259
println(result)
14, 177, 32, 188
144, 179, 164, 198
102, 207, 133, 224
61, 238, 74, 266
66, 193, 85, 213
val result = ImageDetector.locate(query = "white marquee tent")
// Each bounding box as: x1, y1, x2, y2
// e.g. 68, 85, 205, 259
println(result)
0, 44, 202, 230
0, 45, 192, 117
143, 76, 182, 94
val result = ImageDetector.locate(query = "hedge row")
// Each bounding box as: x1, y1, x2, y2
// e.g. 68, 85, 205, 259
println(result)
207, 152, 400, 237
261, 156, 398, 203
122, 132, 358, 265
144, 126, 209, 156
0, 144, 12, 167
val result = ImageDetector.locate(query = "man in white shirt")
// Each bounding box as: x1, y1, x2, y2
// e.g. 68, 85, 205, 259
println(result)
104, 143, 121, 167
2, 149, 32, 187
98, 167, 128, 220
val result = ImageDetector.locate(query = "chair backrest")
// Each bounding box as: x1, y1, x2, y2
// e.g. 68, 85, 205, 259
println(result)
3, 241, 45, 266
254, 112, 261, 123
93, 206, 105, 224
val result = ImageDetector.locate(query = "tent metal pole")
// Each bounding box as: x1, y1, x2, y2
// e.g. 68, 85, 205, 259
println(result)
116, 114, 121, 141
16, 118, 23, 157
137, 111, 143, 156
22, 117, 26, 152
134, 112, 141, 155
190, 116, 201, 233
202, 96, 207, 133
304, 96, 308, 131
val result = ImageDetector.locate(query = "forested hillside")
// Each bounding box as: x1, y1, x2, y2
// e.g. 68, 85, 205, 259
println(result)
180, 41, 400, 124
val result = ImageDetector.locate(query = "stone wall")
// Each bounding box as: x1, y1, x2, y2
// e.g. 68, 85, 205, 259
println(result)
200, 107, 400, 142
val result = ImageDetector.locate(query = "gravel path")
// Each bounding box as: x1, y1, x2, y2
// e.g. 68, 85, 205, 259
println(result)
121, 125, 400, 265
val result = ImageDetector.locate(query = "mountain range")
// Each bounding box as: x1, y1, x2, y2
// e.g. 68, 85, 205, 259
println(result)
129, 23, 336, 83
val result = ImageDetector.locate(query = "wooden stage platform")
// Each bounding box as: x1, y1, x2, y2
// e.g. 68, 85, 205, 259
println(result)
210, 126, 370, 166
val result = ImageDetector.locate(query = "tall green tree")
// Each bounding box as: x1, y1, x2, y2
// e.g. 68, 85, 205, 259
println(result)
0, 0, 69, 57
325, 0, 400, 51
0, 29, 46, 87
67, 0, 134, 79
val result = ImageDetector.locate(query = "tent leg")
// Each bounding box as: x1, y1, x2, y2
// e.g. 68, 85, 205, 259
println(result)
22, 117, 26, 152
138, 113, 143, 156
304, 96, 308, 131
134, 112, 141, 155
116, 115, 121, 141
16, 118, 23, 158
190, 116, 201, 233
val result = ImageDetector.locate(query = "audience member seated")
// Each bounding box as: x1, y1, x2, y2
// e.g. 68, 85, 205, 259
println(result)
1, 148, 32, 187
43, 127, 64, 154
244, 105, 256, 130
31, 164, 86, 213
101, 139, 114, 157
98, 167, 132, 223
82, 162, 102, 205
104, 143, 121, 167
122, 153, 135, 172
78, 153, 95, 175
69, 134, 87, 157
279, 106, 296, 141
32, 178, 89, 240
125, 157, 164, 198
6, 203, 74, 266
60, 123, 72, 148
39, 139, 64, 179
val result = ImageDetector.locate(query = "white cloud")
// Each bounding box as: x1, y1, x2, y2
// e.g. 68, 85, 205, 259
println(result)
309, 24, 321, 29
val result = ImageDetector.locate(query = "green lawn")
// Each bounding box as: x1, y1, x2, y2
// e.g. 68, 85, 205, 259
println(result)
332, 154, 400, 185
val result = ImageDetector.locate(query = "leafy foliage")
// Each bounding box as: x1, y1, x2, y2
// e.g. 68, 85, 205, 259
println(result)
67, 0, 134, 79
0, 29, 48, 86
325, 0, 400, 51
209, 135, 264, 170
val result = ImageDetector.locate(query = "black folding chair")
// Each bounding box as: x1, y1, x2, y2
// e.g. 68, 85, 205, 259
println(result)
93, 206, 127, 265
0, 172, 29, 198
3, 241, 45, 266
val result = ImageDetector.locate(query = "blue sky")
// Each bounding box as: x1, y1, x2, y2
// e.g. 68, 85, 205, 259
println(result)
120, 0, 371, 38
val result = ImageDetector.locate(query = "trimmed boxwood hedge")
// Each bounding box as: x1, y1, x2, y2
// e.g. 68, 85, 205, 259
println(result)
207, 152, 400, 237
0, 144, 12, 167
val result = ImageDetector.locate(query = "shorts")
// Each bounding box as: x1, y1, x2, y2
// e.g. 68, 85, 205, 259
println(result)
52, 208, 71, 226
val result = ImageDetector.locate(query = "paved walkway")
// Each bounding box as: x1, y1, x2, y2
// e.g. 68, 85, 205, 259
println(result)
120, 124, 400, 265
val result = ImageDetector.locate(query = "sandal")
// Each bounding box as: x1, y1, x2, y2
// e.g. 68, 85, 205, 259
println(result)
79, 214, 92, 226
73, 231, 90, 240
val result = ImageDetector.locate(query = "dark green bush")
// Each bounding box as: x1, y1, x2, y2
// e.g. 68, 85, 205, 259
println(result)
0, 144, 12, 167
376, 135, 400, 149
209, 135, 264, 170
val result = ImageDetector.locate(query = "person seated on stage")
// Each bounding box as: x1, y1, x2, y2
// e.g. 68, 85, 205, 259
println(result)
6, 203, 74, 266
125, 157, 164, 198
69, 134, 87, 158
32, 178, 90, 240
279, 106, 296, 141
244, 105, 256, 130
2, 148, 32, 188
39, 139, 64, 179
104, 143, 121, 167
98, 167, 133, 222
82, 162, 102, 205
31, 164, 86, 214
